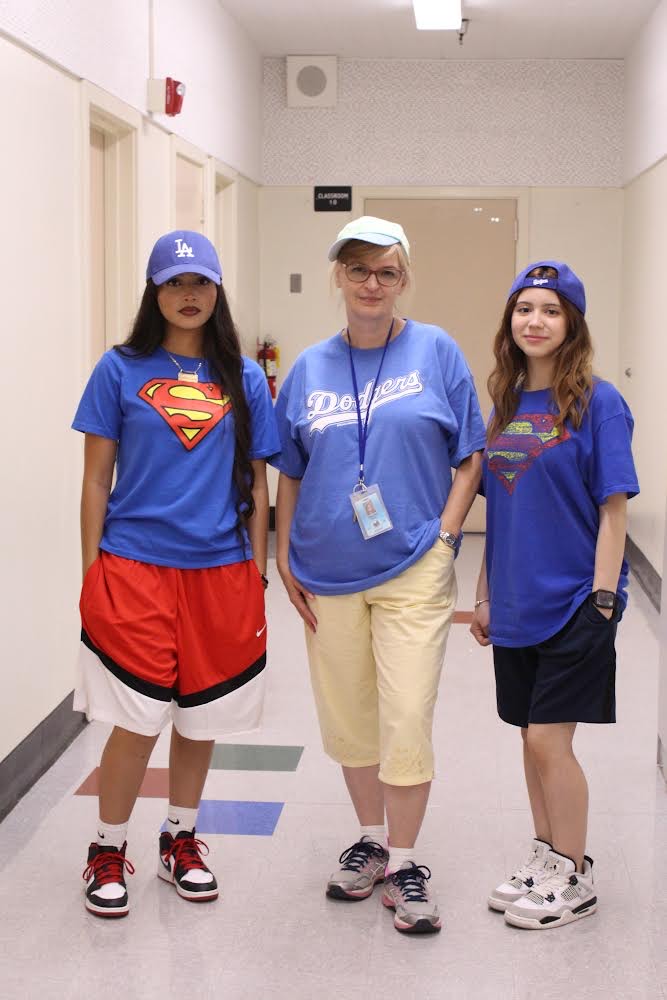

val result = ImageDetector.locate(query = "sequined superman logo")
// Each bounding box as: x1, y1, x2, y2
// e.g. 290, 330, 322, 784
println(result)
138, 379, 232, 451
487, 413, 569, 494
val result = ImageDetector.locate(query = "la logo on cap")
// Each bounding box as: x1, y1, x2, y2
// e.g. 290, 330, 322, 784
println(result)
174, 238, 194, 258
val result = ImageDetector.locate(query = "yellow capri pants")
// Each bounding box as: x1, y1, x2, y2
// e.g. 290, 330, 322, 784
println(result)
304, 539, 457, 786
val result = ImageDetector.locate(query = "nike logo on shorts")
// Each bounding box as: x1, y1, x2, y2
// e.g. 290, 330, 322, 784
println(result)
256, 623, 267, 638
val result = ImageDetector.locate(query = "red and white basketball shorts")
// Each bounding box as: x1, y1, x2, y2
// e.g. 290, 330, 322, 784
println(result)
75, 551, 267, 740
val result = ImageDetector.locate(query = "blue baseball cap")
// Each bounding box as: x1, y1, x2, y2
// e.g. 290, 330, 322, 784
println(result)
508, 260, 586, 315
147, 230, 222, 286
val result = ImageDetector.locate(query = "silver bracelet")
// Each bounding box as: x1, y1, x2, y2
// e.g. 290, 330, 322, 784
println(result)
474, 598, 489, 608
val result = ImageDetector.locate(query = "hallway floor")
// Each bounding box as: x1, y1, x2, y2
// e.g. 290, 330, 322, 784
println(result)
1, 536, 665, 1000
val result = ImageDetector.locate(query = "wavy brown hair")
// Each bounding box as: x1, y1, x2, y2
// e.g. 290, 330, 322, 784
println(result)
487, 266, 593, 443
115, 280, 255, 526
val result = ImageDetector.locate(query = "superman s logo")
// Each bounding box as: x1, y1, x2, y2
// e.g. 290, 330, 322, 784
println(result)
138, 379, 232, 450
487, 413, 569, 494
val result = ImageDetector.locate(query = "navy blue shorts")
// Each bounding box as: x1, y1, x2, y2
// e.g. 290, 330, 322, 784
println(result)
493, 596, 619, 728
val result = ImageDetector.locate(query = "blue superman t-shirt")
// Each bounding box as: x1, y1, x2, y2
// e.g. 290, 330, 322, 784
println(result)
72, 347, 280, 569
271, 321, 486, 594
482, 379, 639, 647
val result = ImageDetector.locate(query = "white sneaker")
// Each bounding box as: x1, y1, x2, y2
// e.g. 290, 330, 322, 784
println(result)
488, 838, 552, 912
504, 849, 596, 929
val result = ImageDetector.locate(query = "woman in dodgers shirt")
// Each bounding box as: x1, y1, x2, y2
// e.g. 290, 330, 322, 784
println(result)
470, 261, 638, 931
273, 217, 486, 935
73, 231, 279, 917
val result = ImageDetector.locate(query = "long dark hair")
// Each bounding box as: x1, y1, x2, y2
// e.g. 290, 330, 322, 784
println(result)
115, 280, 255, 525
487, 266, 593, 443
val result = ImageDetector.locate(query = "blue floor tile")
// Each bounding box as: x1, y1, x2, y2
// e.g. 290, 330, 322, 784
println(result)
162, 799, 284, 836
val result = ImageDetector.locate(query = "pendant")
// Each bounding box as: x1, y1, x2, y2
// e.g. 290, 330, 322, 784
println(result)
178, 370, 199, 382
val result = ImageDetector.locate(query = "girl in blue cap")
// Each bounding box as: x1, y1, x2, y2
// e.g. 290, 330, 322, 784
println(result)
73, 230, 279, 917
470, 261, 639, 930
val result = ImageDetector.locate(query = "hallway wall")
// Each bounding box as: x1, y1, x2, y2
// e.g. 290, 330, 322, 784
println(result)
620, 0, 667, 577
0, 0, 263, 181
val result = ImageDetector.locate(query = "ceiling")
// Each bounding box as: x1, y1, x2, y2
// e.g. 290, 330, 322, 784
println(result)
220, 0, 659, 60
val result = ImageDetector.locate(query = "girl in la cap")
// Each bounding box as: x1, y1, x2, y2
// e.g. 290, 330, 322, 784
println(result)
73, 230, 279, 917
273, 216, 486, 934
471, 260, 638, 930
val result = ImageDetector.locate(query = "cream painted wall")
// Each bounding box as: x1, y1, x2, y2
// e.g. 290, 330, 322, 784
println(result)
154, 0, 262, 182
0, 37, 83, 762
0, 0, 263, 180
234, 175, 261, 354
0, 0, 148, 108
624, 0, 667, 183
619, 159, 667, 575
526, 188, 624, 383
259, 184, 624, 502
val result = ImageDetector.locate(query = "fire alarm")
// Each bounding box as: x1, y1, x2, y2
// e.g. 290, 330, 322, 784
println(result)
147, 77, 186, 116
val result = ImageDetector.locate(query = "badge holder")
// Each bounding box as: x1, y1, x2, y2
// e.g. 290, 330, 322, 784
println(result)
349, 483, 393, 540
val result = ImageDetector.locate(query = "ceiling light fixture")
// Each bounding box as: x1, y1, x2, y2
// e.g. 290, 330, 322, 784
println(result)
413, 0, 462, 30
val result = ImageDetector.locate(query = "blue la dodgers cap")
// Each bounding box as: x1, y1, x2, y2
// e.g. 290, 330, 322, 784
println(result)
147, 230, 222, 286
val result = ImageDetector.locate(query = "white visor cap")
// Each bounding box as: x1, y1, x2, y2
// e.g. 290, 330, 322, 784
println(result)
327, 216, 410, 262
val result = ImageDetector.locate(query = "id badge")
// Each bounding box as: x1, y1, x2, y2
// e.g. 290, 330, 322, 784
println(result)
349, 483, 393, 540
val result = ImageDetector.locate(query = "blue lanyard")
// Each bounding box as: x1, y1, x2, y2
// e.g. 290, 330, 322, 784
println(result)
346, 319, 394, 486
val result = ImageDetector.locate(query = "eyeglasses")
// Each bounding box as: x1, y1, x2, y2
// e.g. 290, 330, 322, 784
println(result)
341, 262, 405, 287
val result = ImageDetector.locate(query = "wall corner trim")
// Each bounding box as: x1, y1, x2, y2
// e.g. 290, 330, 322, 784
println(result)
625, 534, 661, 612
0, 693, 87, 822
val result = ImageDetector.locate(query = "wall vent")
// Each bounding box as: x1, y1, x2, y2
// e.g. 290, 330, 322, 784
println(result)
286, 56, 337, 108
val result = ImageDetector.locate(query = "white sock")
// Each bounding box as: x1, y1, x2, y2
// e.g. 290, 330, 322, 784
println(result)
166, 804, 198, 837
360, 825, 386, 847
96, 819, 128, 850
386, 845, 416, 874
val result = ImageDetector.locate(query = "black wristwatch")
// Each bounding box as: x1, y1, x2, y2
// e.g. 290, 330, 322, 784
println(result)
260, 574, 269, 590
591, 589, 615, 610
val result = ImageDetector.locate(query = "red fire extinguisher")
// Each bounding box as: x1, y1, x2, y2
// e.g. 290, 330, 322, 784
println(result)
257, 338, 279, 399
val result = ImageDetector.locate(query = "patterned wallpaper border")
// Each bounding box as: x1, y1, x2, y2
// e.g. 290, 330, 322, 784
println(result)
263, 58, 623, 188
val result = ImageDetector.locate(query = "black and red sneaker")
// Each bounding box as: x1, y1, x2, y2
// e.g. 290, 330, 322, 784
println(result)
158, 829, 218, 902
83, 842, 135, 918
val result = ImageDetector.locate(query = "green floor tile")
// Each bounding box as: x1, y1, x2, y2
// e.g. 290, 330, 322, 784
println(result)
211, 743, 304, 772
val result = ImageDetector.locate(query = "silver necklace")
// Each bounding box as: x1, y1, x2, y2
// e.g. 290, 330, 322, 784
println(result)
164, 350, 204, 383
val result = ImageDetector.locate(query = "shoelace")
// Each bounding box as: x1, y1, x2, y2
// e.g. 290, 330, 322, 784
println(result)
165, 834, 210, 872
388, 863, 432, 902
528, 868, 577, 903
338, 839, 386, 872
82, 849, 135, 886
510, 854, 548, 886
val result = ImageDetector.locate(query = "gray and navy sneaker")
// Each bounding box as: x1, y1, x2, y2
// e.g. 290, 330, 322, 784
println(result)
83, 841, 134, 918
158, 829, 218, 902
504, 849, 596, 929
488, 838, 552, 912
326, 836, 388, 901
382, 861, 441, 934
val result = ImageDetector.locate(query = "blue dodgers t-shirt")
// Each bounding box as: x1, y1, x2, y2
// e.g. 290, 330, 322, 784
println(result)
73, 347, 280, 569
272, 321, 486, 595
482, 379, 639, 647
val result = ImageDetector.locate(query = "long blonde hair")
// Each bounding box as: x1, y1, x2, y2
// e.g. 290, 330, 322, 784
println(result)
487, 266, 593, 443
